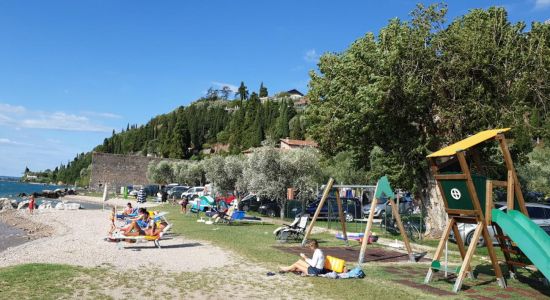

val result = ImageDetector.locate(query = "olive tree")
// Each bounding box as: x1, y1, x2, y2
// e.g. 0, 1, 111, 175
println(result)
242, 146, 321, 218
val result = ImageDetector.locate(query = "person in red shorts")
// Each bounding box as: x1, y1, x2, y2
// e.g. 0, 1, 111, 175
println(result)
28, 194, 35, 215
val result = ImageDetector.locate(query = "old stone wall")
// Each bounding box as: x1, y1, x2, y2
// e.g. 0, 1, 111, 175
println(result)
89, 152, 178, 192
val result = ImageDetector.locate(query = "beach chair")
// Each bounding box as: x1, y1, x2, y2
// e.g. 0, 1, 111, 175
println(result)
109, 222, 172, 249
274, 214, 309, 241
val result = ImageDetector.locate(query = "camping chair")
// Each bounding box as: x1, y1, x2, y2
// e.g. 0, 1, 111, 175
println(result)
275, 214, 309, 241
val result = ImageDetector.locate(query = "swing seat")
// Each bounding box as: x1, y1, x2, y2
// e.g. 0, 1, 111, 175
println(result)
431, 260, 461, 274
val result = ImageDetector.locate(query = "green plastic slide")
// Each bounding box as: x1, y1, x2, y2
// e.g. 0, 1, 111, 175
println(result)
492, 209, 550, 280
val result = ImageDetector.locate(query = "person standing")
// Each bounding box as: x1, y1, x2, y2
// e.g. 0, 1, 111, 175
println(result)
28, 194, 36, 215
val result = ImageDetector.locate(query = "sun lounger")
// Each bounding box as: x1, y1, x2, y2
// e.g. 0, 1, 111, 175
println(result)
109, 223, 172, 248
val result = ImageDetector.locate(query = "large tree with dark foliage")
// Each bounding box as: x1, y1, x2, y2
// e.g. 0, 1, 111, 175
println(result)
306, 4, 549, 235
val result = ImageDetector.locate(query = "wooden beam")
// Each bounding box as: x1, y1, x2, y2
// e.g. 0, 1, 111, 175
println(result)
457, 152, 485, 221
358, 180, 382, 264
302, 178, 334, 246
486, 180, 494, 224
453, 222, 483, 293
491, 180, 508, 187
425, 218, 455, 284
507, 171, 514, 211
358, 196, 377, 263
429, 158, 450, 211
451, 222, 473, 278
388, 197, 414, 261
481, 223, 507, 289
435, 174, 468, 180
496, 135, 528, 216
335, 190, 349, 246
446, 209, 479, 216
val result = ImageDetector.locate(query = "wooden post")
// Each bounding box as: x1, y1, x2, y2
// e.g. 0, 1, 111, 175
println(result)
481, 223, 507, 289
506, 171, 514, 211
453, 222, 484, 293
457, 152, 484, 218
388, 197, 414, 261
335, 191, 349, 246
425, 218, 455, 283
358, 182, 381, 263
451, 222, 473, 278
302, 178, 334, 246
496, 135, 528, 216
486, 181, 493, 224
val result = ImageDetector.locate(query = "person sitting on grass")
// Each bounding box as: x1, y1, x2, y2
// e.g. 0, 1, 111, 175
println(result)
279, 239, 325, 276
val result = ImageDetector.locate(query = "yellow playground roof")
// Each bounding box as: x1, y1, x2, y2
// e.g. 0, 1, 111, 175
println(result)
427, 128, 510, 158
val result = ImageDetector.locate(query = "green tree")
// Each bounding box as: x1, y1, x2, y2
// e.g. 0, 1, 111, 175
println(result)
306, 4, 550, 235
259, 82, 268, 98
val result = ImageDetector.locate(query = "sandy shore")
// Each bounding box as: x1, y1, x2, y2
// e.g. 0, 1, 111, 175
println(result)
0, 208, 234, 272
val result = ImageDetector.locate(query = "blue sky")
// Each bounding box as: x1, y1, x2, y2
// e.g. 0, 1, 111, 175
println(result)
0, 0, 548, 176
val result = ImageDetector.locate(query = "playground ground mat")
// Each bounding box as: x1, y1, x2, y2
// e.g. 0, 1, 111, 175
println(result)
273, 246, 428, 263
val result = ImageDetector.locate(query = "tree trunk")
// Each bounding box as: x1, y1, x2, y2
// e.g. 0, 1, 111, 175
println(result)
420, 171, 447, 238
279, 199, 286, 219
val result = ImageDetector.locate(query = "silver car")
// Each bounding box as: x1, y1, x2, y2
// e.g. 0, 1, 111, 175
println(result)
451, 202, 550, 246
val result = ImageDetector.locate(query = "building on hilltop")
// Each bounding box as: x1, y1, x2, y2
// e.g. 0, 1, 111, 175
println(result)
280, 138, 318, 150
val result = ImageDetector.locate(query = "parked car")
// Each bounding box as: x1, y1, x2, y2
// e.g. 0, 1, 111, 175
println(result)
168, 186, 190, 199
237, 194, 280, 217
238, 194, 262, 212
306, 196, 363, 222
451, 202, 550, 246
182, 187, 205, 200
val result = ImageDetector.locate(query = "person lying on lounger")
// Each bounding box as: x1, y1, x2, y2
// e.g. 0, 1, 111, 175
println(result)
118, 220, 168, 237
279, 239, 325, 276
118, 208, 150, 234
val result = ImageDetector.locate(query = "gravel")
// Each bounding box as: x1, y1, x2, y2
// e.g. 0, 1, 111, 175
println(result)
0, 208, 235, 272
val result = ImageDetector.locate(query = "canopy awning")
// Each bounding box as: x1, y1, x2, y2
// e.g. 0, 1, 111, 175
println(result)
427, 128, 510, 158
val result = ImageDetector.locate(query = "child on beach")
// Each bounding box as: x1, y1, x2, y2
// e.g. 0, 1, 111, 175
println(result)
28, 194, 35, 215
109, 207, 116, 234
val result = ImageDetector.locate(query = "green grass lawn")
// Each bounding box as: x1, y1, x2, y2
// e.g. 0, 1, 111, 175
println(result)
162, 204, 548, 299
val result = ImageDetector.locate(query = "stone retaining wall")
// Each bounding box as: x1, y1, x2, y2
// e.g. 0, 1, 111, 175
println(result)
89, 152, 180, 192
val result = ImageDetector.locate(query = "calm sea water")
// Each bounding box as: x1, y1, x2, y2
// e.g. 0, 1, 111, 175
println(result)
0, 181, 68, 200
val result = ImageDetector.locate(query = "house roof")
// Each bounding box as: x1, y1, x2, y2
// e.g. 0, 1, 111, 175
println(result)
286, 89, 304, 96
427, 128, 510, 158
280, 138, 318, 147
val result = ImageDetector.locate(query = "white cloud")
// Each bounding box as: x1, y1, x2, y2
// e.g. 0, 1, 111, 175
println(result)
535, 0, 550, 9
0, 103, 112, 132
211, 81, 238, 93
20, 112, 111, 132
0, 138, 18, 145
304, 49, 320, 63
0, 138, 32, 147
82, 111, 123, 119
0, 103, 26, 113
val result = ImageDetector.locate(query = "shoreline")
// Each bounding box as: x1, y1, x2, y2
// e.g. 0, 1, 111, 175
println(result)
0, 210, 55, 253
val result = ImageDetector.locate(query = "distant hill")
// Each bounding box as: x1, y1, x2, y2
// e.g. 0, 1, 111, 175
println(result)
0, 176, 21, 182
46, 85, 309, 186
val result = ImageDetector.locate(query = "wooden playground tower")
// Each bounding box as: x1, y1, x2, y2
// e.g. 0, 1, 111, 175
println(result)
424, 128, 528, 293
302, 176, 415, 263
